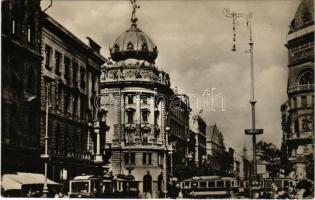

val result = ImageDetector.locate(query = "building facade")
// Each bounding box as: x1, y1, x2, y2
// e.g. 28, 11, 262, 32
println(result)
100, 16, 173, 197
2, 0, 42, 174
205, 124, 234, 176
280, 0, 314, 181
169, 93, 191, 172
41, 13, 107, 185
189, 114, 207, 168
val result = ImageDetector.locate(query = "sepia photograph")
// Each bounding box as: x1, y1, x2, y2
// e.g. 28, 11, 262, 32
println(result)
1, 0, 314, 198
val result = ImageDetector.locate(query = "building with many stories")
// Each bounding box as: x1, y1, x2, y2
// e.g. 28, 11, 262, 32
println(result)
100, 15, 173, 197
41, 13, 107, 187
205, 124, 234, 176
169, 93, 191, 173
2, 0, 42, 174
2, 0, 107, 193
189, 114, 207, 168
280, 0, 314, 181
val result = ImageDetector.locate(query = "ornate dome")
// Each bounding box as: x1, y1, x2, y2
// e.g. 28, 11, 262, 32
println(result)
290, 0, 314, 31
110, 21, 158, 64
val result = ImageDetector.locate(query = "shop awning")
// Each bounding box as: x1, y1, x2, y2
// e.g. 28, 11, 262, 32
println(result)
1, 172, 61, 191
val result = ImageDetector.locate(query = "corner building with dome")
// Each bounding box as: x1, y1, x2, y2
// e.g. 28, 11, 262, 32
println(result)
100, 17, 174, 197
280, 0, 314, 181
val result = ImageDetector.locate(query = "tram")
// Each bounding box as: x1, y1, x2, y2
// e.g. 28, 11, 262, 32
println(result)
180, 176, 240, 198
241, 177, 296, 197
69, 174, 140, 198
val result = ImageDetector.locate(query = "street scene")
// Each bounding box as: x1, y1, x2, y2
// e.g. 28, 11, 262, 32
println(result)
1, 0, 314, 198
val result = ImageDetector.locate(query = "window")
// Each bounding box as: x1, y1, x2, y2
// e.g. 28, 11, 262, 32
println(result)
12, 18, 15, 34
216, 181, 224, 188
142, 110, 148, 123
294, 119, 299, 133
64, 57, 70, 80
154, 110, 159, 125
73, 96, 78, 116
158, 153, 164, 166
142, 43, 148, 50
92, 75, 96, 92
143, 153, 152, 165
293, 97, 297, 108
80, 97, 85, 119
128, 95, 134, 104
56, 86, 61, 110
127, 111, 134, 123
64, 92, 70, 113
303, 9, 311, 23
45, 45, 52, 69
199, 182, 206, 188
124, 152, 136, 165
142, 97, 148, 104
27, 25, 31, 43
208, 181, 215, 188
301, 96, 307, 108
114, 44, 119, 51
143, 153, 146, 164
27, 15, 35, 45
300, 71, 314, 85
127, 42, 134, 50
55, 51, 62, 74
80, 67, 86, 88
226, 180, 231, 188
26, 65, 34, 93
185, 182, 190, 187
73, 62, 78, 86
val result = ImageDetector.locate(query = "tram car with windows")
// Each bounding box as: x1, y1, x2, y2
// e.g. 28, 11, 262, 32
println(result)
241, 177, 296, 196
180, 176, 240, 198
69, 174, 139, 198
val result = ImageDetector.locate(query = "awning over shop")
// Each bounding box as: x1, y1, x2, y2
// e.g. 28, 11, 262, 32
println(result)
1, 172, 61, 191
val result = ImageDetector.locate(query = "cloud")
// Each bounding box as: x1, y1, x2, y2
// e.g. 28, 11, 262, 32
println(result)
45, 0, 301, 153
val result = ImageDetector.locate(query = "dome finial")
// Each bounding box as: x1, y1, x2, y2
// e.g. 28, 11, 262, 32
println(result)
130, 0, 140, 25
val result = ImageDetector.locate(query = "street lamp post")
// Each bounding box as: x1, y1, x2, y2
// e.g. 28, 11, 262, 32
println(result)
41, 80, 58, 197
223, 8, 263, 197
164, 125, 170, 198
94, 109, 110, 164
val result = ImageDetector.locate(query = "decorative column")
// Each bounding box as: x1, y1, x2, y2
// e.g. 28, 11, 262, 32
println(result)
161, 100, 168, 197
94, 121, 103, 163
136, 93, 141, 124
121, 93, 125, 144
121, 93, 125, 125
150, 95, 155, 134
116, 92, 122, 145
195, 133, 199, 167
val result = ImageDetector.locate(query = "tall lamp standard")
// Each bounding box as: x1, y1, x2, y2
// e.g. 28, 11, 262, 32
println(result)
41, 80, 58, 197
223, 8, 263, 197
164, 125, 170, 198
94, 109, 110, 164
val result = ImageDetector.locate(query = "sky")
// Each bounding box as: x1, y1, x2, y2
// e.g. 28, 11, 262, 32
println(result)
43, 0, 301, 156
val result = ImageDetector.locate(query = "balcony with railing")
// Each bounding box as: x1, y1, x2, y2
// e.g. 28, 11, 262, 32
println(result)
288, 84, 314, 93
101, 66, 170, 87
287, 131, 314, 141
122, 123, 162, 147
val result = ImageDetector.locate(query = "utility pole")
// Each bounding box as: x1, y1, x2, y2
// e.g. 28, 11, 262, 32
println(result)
223, 8, 263, 198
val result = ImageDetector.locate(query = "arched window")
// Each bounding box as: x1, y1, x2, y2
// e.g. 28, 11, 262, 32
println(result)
114, 44, 119, 51
303, 8, 311, 23
143, 172, 152, 193
141, 43, 148, 50
299, 71, 314, 85
127, 42, 134, 50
